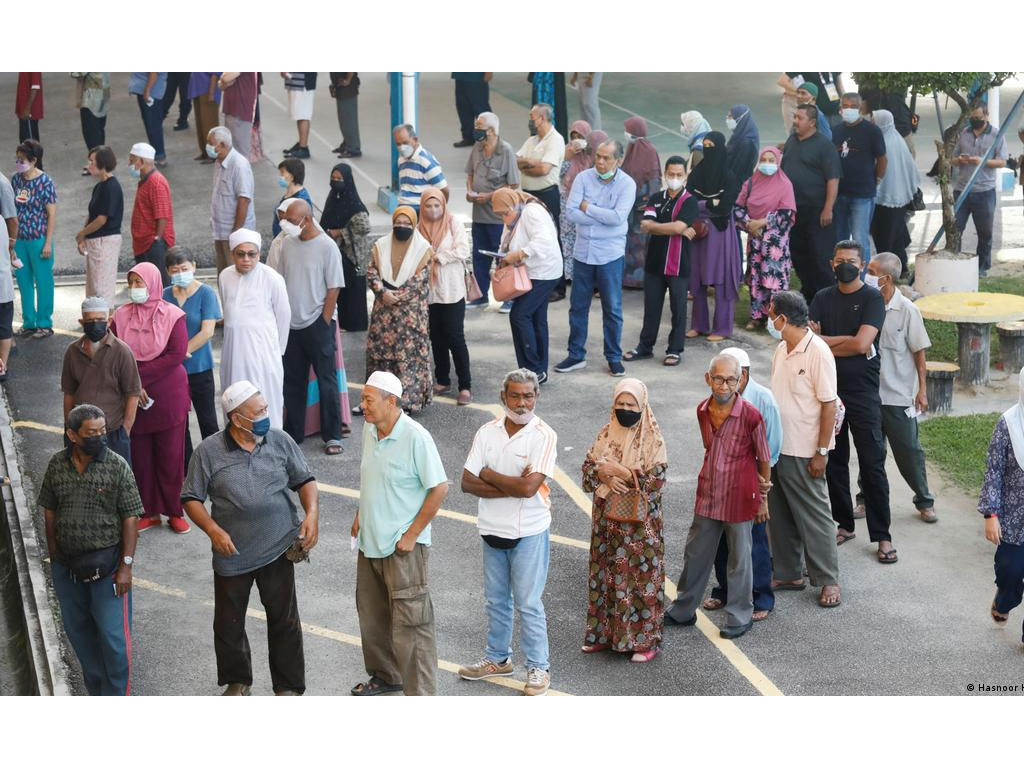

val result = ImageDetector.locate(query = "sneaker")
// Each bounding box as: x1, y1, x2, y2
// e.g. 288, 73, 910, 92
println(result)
173, 121, 189, 131
337, 149, 362, 159
608, 361, 625, 377
222, 683, 251, 696
453, 139, 475, 148
554, 357, 586, 373
289, 146, 311, 159
537, 371, 548, 386
168, 516, 191, 534
458, 657, 514, 681
499, 301, 513, 314
523, 667, 550, 696
283, 143, 301, 154
137, 516, 162, 533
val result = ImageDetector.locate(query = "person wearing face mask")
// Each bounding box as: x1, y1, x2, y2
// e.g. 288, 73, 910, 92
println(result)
111, 262, 190, 535
61, 296, 142, 466
0, 169, 16, 379
127, 142, 174, 289
451, 73, 493, 147
271, 157, 312, 238
208, 126, 255, 275
459, 369, 558, 694
789, 82, 832, 141
516, 103, 566, 270
620, 117, 662, 288
808, 240, 895, 562
666, 354, 771, 640
831, 93, 886, 258
725, 105, 760, 184
734, 146, 797, 329
182, 380, 319, 696
679, 110, 712, 170
555, 121, 600, 297
12, 139, 57, 338
321, 163, 372, 331
870, 109, 919, 277
393, 123, 448, 211
39, 403, 143, 696
582, 378, 668, 661
163, 247, 222, 472
76, 146, 123, 304
363, 207, 435, 414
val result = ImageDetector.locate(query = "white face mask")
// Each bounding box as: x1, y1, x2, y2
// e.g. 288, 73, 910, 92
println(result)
863, 273, 881, 289
571, 138, 587, 151
725, 117, 737, 131
665, 177, 684, 191
279, 220, 302, 238
398, 143, 414, 159
841, 108, 860, 124
503, 406, 533, 425
129, 287, 148, 304
624, 131, 635, 143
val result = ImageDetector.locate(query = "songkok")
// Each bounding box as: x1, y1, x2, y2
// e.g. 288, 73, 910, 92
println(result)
129, 142, 156, 160
229, 228, 262, 251
81, 296, 110, 314
721, 347, 750, 369
222, 380, 260, 414
797, 82, 819, 99
366, 371, 403, 399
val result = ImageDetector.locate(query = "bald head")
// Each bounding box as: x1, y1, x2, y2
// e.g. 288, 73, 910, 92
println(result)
283, 198, 315, 238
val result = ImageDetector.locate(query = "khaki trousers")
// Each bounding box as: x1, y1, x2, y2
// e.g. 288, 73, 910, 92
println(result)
214, 240, 231, 275
193, 94, 221, 155
83, 234, 122, 304
768, 454, 840, 587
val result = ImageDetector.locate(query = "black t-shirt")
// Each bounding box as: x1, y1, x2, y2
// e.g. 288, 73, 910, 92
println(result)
788, 72, 842, 116
642, 189, 699, 276
809, 283, 885, 393
780, 132, 842, 208
832, 120, 886, 199
86, 176, 124, 238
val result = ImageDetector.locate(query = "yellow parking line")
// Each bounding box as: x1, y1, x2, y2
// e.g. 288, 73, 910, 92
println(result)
12, 420, 64, 435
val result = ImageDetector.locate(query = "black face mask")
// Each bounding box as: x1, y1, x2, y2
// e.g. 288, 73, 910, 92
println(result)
75, 434, 108, 457
393, 226, 414, 242
615, 409, 642, 428
473, 129, 488, 143
330, 180, 345, 192
834, 262, 860, 283
969, 118, 986, 131
83, 321, 107, 342
528, 120, 538, 136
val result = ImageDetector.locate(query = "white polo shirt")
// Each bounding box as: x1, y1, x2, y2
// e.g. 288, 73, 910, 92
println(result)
516, 129, 565, 191
878, 289, 931, 408
464, 414, 558, 539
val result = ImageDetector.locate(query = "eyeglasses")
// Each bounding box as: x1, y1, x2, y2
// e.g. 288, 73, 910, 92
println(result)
235, 250, 259, 259
710, 376, 739, 387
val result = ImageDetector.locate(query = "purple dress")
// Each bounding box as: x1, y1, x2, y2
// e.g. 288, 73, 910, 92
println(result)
690, 200, 741, 337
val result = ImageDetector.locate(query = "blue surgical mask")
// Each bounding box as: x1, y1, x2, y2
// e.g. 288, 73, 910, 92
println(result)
597, 168, 616, 181
768, 316, 785, 340
278, 176, 289, 188
758, 163, 778, 176
205, 144, 218, 159
841, 108, 860, 124
129, 287, 148, 304
238, 413, 271, 437
171, 271, 194, 287
128, 164, 141, 179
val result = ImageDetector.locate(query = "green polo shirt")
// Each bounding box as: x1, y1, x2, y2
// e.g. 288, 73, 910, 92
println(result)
36, 447, 143, 559
358, 414, 447, 558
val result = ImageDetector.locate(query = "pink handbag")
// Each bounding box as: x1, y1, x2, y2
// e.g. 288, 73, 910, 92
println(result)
491, 263, 532, 301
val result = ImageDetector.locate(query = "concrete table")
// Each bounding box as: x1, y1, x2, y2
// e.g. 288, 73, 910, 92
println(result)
915, 292, 1024, 386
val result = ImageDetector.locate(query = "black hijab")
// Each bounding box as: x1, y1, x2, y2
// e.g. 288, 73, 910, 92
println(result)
320, 163, 367, 230
686, 130, 739, 230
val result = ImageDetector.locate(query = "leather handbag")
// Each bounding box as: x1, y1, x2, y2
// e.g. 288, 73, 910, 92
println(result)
465, 267, 484, 303
690, 219, 710, 240
491, 263, 532, 302
603, 471, 649, 524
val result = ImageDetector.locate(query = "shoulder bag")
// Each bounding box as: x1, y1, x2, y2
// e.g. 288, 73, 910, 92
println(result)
603, 470, 650, 524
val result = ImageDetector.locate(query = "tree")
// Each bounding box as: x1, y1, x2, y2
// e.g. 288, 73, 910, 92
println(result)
853, 72, 1015, 254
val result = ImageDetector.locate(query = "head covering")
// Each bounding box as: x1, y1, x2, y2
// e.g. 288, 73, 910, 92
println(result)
873, 109, 920, 209
492, 188, 545, 252
320, 163, 367, 230
277, 199, 293, 214
416, 187, 455, 251
129, 142, 155, 160
81, 296, 109, 315
222, 380, 259, 414
621, 116, 662, 189
735, 146, 797, 219
111, 262, 185, 362
229, 228, 262, 251
680, 110, 711, 147
367, 370, 403, 399
686, 131, 739, 230
392, 205, 418, 228
374, 207, 431, 288
721, 346, 751, 369
1004, 366, 1024, 472
586, 378, 668, 499
726, 104, 760, 156
797, 82, 819, 100
561, 120, 593, 194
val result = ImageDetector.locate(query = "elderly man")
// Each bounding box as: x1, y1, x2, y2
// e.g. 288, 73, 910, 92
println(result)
705, 347, 782, 622
516, 103, 566, 244
39, 404, 142, 695
459, 368, 557, 696
665, 353, 771, 640
555, 139, 636, 377
62, 296, 141, 465
767, 290, 841, 607
351, 371, 448, 697
207, 126, 256, 275
128, 142, 175, 287
182, 381, 319, 696
831, 92, 886, 257
218, 229, 291, 429
0, 170, 17, 378
274, 199, 344, 454
393, 123, 448, 210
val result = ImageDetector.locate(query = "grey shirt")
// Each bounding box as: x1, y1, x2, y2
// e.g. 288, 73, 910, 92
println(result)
211, 148, 255, 240
878, 289, 931, 408
466, 139, 521, 225
181, 429, 314, 577
954, 124, 1008, 193
275, 231, 345, 329
0, 173, 15, 303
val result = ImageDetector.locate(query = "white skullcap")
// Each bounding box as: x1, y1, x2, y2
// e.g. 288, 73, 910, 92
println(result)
366, 371, 403, 399
129, 142, 155, 160
721, 347, 751, 369
277, 199, 294, 213
229, 228, 262, 251
221, 380, 260, 414
81, 295, 110, 314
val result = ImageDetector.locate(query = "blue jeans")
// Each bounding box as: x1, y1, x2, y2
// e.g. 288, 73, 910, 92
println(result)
994, 541, 1024, 641
136, 93, 166, 160
51, 561, 133, 695
710, 520, 775, 613
833, 194, 874, 258
567, 257, 623, 363
470, 222, 503, 302
954, 188, 996, 271
482, 529, 550, 670
510, 278, 558, 375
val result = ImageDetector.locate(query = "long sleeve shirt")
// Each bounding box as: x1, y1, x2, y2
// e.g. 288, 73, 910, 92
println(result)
979, 417, 1024, 545
565, 167, 636, 266
742, 377, 783, 466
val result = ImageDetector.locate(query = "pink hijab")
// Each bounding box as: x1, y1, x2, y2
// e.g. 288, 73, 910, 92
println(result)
112, 262, 184, 362
561, 119, 593, 194
621, 116, 661, 189
735, 146, 796, 219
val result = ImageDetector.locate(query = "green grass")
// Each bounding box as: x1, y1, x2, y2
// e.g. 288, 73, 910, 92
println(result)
923, 275, 1024, 364
919, 412, 1001, 494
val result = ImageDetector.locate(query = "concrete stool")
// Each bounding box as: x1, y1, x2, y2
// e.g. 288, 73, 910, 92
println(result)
925, 362, 959, 414
997, 321, 1024, 374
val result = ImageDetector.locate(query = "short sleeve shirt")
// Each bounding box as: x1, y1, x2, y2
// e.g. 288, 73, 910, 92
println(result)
16, 72, 43, 120
61, 334, 143, 432
643, 189, 699, 276
221, 73, 258, 122
188, 72, 221, 103
878, 290, 931, 407
695, 396, 771, 523
129, 72, 167, 101
809, 284, 885, 395
466, 140, 521, 225
163, 283, 222, 375
832, 120, 886, 198
87, 176, 123, 238
780, 132, 841, 208
954, 124, 1008, 192
770, 330, 838, 458
211, 148, 255, 240
275, 232, 345, 328
397, 146, 448, 209
517, 130, 566, 191
11, 172, 56, 240
130, 170, 175, 255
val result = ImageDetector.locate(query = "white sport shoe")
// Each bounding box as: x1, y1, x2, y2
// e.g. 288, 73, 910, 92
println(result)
523, 667, 550, 696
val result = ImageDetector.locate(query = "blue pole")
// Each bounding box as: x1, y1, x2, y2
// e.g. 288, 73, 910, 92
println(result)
389, 72, 402, 191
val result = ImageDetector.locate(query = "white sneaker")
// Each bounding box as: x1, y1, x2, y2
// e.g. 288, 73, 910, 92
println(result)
523, 667, 550, 696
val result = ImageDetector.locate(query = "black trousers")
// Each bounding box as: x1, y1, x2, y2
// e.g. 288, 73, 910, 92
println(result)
827, 390, 892, 542
454, 80, 491, 142
161, 73, 192, 124
18, 118, 39, 142
428, 300, 471, 390
283, 318, 341, 443
636, 271, 688, 356
184, 369, 219, 472
134, 239, 171, 287
213, 553, 305, 694
790, 204, 837, 304
338, 255, 368, 332
80, 108, 106, 151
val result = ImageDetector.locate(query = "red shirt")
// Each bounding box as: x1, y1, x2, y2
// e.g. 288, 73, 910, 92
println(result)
130, 170, 175, 255
695, 395, 771, 523
221, 72, 258, 122
16, 72, 43, 120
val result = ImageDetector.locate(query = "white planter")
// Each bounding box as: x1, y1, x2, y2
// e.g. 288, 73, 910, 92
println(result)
913, 250, 979, 296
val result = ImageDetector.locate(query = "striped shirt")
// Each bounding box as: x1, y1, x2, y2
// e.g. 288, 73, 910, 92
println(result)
695, 395, 770, 524
397, 145, 447, 209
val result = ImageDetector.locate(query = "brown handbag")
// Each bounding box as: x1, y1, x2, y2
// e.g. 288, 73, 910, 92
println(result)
603, 470, 649, 524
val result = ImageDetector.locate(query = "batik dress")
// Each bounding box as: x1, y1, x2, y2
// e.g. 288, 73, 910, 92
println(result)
734, 204, 795, 322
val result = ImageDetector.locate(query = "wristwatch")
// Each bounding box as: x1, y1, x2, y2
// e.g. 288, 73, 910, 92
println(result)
122, 555, 134, 566
816, 447, 829, 457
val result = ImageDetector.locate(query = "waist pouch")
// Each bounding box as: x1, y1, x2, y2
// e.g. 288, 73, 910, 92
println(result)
481, 534, 520, 550
66, 544, 120, 582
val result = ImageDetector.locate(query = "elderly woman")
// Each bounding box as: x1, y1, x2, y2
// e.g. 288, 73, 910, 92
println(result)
321, 163, 372, 331
76, 145, 123, 304
981, 367, 1024, 638
870, 109, 920, 277
556, 120, 594, 294
362, 206, 434, 414
582, 378, 668, 662
621, 117, 662, 288
491, 188, 563, 385
111, 262, 190, 534
271, 157, 312, 237
12, 139, 57, 338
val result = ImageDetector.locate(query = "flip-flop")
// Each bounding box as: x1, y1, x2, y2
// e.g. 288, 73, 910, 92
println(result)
752, 609, 772, 622
663, 354, 681, 366
818, 587, 842, 608
771, 580, 806, 591
350, 677, 403, 696
836, 531, 856, 546
877, 547, 898, 564
623, 349, 653, 362
701, 597, 724, 610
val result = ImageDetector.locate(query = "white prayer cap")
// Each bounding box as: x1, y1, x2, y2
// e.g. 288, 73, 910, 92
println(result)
81, 296, 109, 314
229, 228, 262, 251
721, 347, 751, 369
222, 380, 260, 414
366, 371, 403, 399
129, 142, 155, 160
277, 199, 293, 213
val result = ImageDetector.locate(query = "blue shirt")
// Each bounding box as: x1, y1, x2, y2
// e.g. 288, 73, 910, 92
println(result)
565, 167, 637, 266
743, 376, 783, 466
162, 283, 222, 375
271, 187, 313, 238
397, 146, 447, 210
129, 72, 168, 101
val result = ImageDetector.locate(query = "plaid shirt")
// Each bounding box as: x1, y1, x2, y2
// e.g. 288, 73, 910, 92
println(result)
695, 395, 770, 523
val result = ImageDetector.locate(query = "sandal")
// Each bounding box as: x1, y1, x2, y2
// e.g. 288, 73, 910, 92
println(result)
350, 677, 403, 696
623, 349, 653, 362
836, 530, 856, 546
771, 579, 806, 591
581, 643, 611, 654
630, 647, 660, 663
685, 329, 700, 339
818, 586, 841, 608
752, 609, 772, 622
701, 597, 724, 611
919, 508, 938, 524
991, 601, 1009, 623
877, 546, 898, 564
663, 353, 681, 366
706, 334, 727, 343
32, 328, 54, 339
324, 441, 344, 455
